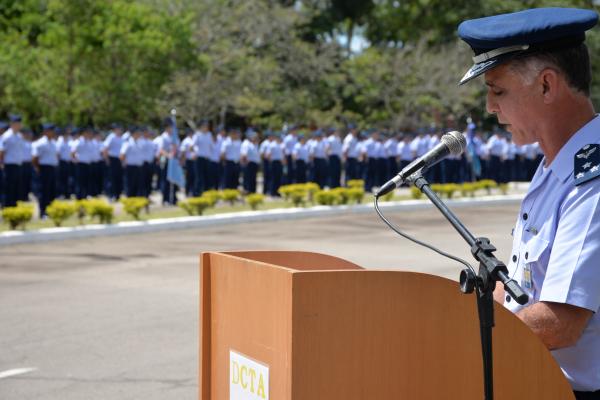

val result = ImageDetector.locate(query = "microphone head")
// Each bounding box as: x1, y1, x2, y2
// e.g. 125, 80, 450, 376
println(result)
441, 131, 467, 155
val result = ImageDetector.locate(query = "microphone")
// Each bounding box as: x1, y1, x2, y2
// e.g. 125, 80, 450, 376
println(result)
375, 131, 466, 198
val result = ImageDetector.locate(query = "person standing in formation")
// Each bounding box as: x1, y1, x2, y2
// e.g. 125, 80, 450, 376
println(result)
32, 123, 58, 218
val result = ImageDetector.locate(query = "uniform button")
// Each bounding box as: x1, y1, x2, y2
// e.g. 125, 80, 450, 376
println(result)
523, 213, 528, 220
525, 252, 529, 260
506, 295, 511, 303
512, 255, 517, 262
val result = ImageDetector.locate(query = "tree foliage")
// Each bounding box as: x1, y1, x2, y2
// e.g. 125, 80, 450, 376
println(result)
0, 0, 599, 130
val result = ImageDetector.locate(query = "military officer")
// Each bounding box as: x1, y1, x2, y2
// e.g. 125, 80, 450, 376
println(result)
459, 8, 600, 398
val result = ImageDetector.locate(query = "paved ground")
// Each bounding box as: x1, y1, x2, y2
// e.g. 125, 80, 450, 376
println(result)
0, 202, 520, 399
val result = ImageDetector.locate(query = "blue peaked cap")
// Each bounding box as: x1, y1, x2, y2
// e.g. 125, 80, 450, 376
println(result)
458, 8, 598, 85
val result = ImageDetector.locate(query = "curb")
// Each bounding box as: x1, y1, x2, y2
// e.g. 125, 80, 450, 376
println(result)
0, 194, 524, 246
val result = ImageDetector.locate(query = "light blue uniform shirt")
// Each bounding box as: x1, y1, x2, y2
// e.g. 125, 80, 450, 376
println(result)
222, 138, 241, 162
283, 133, 297, 156
327, 136, 343, 157
293, 142, 309, 163
267, 141, 284, 161
103, 132, 123, 158
505, 115, 600, 391
1, 129, 24, 165
91, 139, 102, 162
384, 138, 398, 157
20, 140, 32, 163
141, 137, 157, 163
73, 138, 95, 164
342, 134, 360, 158
120, 137, 145, 166
180, 136, 196, 160
487, 134, 506, 157
259, 139, 272, 157
55, 136, 72, 161
397, 141, 414, 161
193, 130, 213, 159
211, 134, 224, 162
32, 136, 58, 166
309, 139, 327, 159
362, 138, 379, 159
240, 139, 260, 164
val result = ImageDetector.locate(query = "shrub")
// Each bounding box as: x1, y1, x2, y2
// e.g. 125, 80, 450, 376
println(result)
278, 184, 296, 200
444, 183, 461, 199
498, 183, 509, 195
315, 190, 338, 205
1, 205, 33, 230
179, 197, 213, 215
430, 184, 444, 196
289, 189, 306, 207
46, 200, 76, 227
347, 179, 365, 189
410, 187, 423, 200
461, 182, 477, 197
380, 190, 395, 202
79, 199, 114, 224
221, 189, 241, 205
330, 187, 350, 204
201, 190, 221, 206
189, 197, 213, 215
478, 179, 498, 194
120, 197, 149, 220
303, 182, 320, 202
246, 193, 265, 210
347, 187, 365, 204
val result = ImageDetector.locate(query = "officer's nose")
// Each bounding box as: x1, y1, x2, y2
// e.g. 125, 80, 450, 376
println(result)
486, 91, 499, 115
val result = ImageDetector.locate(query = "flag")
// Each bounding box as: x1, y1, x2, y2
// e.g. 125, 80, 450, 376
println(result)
166, 110, 186, 188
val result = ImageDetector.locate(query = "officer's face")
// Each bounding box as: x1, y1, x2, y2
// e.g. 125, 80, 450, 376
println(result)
484, 64, 542, 146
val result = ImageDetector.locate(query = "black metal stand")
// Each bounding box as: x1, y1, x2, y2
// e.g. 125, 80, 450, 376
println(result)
410, 175, 528, 400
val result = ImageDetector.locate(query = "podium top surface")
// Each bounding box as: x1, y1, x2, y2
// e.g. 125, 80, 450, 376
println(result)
215, 250, 364, 272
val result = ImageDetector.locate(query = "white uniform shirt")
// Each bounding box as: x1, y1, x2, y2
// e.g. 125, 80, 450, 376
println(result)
505, 115, 600, 391
32, 136, 58, 166
91, 139, 103, 162
141, 137, 157, 163
211, 134, 224, 162
309, 139, 327, 159
20, 140, 32, 163
193, 130, 213, 159
384, 138, 398, 158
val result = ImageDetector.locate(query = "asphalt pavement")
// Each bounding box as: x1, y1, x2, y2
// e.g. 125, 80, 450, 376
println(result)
0, 202, 520, 399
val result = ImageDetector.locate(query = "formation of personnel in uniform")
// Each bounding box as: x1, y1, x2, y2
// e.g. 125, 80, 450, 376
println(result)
0, 115, 543, 218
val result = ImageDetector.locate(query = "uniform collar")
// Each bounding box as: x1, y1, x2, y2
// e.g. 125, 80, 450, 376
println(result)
547, 114, 600, 183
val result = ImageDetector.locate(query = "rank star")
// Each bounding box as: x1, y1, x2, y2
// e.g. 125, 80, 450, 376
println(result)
591, 165, 600, 173
583, 162, 592, 169
576, 172, 585, 179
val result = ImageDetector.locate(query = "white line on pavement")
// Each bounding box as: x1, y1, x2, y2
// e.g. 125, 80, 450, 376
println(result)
0, 367, 37, 379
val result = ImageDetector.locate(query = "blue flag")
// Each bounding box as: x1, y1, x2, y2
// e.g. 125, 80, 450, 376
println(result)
166, 110, 186, 188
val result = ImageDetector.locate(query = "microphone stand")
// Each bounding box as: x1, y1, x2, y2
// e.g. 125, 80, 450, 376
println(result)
407, 174, 528, 400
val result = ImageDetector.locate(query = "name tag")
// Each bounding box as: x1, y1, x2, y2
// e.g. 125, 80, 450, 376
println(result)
230, 350, 269, 400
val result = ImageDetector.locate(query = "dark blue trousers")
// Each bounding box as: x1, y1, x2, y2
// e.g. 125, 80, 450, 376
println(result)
108, 157, 123, 200
76, 163, 90, 200
126, 165, 143, 197
58, 160, 71, 198
328, 155, 341, 188
20, 162, 33, 201
224, 160, 240, 189
160, 164, 176, 204
295, 160, 307, 183
142, 162, 153, 197
38, 165, 57, 217
185, 159, 196, 196
270, 160, 283, 196
313, 158, 328, 188
262, 159, 271, 195
344, 157, 359, 184
243, 161, 258, 193
194, 157, 208, 195
3, 164, 21, 207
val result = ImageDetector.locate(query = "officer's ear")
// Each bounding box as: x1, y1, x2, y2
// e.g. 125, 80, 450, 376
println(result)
539, 68, 559, 104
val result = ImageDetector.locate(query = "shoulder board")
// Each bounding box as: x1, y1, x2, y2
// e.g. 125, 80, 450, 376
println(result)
574, 144, 600, 186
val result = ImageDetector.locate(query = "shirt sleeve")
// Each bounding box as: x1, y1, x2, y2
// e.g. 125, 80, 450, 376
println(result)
539, 182, 600, 312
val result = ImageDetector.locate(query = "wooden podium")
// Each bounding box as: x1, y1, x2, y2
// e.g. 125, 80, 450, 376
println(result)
200, 251, 573, 399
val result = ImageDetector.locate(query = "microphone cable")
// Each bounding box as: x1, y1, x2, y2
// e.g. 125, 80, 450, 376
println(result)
374, 196, 477, 276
